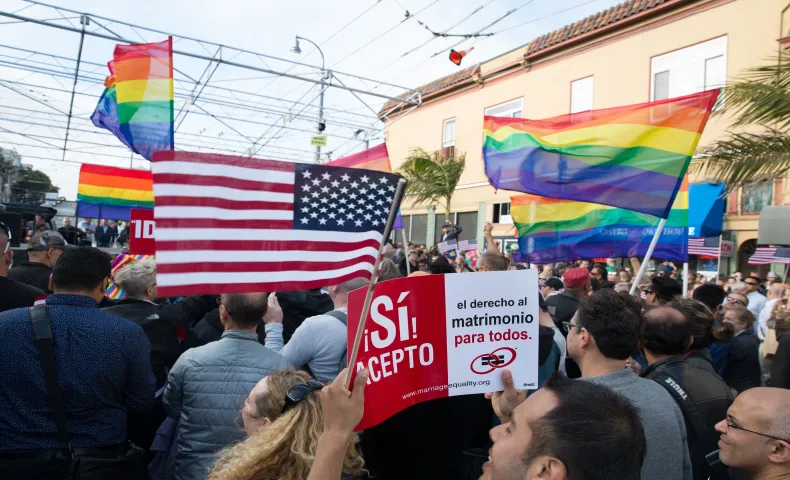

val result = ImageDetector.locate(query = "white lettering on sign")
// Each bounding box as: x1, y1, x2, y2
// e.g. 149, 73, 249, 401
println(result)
689, 227, 696, 236
132, 220, 156, 239
368, 291, 416, 350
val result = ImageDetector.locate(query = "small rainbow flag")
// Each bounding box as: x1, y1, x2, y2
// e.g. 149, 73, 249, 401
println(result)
511, 178, 688, 264
78, 164, 153, 208
484, 90, 718, 218
92, 38, 174, 160
105, 253, 155, 300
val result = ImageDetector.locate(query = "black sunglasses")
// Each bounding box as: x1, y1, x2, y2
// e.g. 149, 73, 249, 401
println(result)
282, 380, 324, 414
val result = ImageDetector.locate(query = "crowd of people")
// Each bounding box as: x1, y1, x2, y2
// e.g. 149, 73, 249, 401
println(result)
1, 218, 790, 479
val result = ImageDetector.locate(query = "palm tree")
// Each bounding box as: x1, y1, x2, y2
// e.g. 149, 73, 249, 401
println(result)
699, 56, 790, 193
398, 148, 466, 216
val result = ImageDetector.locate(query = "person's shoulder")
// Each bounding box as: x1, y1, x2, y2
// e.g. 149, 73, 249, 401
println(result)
0, 276, 45, 297
98, 309, 146, 333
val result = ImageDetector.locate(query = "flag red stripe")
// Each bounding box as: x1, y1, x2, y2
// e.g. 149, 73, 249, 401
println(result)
156, 271, 372, 297
152, 150, 297, 172
156, 219, 294, 229
155, 239, 382, 252
158, 257, 373, 274
153, 173, 295, 193
155, 196, 293, 211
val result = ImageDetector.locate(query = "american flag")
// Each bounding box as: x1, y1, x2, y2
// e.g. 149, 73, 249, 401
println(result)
688, 237, 720, 257
458, 238, 477, 252
749, 247, 790, 265
438, 239, 457, 254
151, 151, 402, 296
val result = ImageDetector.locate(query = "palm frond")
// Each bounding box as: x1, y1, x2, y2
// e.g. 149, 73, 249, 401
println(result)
698, 130, 790, 194
716, 56, 790, 128
397, 148, 466, 215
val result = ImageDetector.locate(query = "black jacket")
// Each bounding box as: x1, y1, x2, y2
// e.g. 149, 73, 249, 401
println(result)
398, 257, 418, 278
8, 261, 53, 293
545, 291, 579, 338
57, 225, 84, 246
686, 348, 717, 375
772, 334, 790, 389
441, 225, 462, 242
103, 295, 216, 388
644, 357, 734, 480
0, 276, 45, 313
722, 331, 762, 394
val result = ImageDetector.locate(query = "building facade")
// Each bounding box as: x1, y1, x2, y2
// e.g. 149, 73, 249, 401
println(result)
382, 0, 789, 273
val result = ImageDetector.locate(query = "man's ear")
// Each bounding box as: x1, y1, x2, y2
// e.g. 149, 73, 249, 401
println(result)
526, 456, 567, 479
768, 440, 790, 465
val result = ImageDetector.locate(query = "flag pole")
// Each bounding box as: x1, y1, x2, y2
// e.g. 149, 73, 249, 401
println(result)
682, 262, 689, 298
629, 218, 667, 295
401, 229, 411, 276
345, 178, 408, 389
715, 234, 722, 280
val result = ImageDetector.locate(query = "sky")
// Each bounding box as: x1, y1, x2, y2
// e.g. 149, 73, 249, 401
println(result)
0, 0, 625, 200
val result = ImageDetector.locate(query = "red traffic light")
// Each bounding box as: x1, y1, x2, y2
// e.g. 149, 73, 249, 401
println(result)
449, 47, 474, 66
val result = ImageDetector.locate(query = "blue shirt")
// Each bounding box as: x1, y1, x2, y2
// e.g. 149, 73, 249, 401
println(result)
0, 294, 154, 453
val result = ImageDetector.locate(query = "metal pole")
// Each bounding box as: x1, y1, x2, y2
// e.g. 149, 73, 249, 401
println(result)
345, 178, 408, 389
295, 36, 326, 163
630, 218, 667, 295
715, 234, 722, 280
683, 262, 689, 298
62, 14, 88, 161
401, 229, 411, 276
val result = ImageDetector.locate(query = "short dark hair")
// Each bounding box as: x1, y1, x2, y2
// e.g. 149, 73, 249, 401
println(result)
479, 251, 509, 271
692, 284, 727, 312
577, 289, 641, 360
524, 374, 646, 480
746, 275, 761, 283
51, 246, 111, 292
641, 307, 691, 356
650, 276, 682, 303
428, 257, 456, 274
220, 293, 268, 328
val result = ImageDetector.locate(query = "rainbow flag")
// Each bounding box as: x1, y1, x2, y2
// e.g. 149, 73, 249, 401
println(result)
484, 90, 718, 218
77, 164, 153, 220
326, 144, 404, 230
91, 38, 173, 160
511, 178, 688, 264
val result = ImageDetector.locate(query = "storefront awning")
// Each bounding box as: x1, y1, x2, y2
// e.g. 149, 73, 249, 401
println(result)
688, 182, 725, 238
758, 206, 790, 246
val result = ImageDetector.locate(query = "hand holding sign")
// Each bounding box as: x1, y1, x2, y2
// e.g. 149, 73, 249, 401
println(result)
486, 369, 526, 423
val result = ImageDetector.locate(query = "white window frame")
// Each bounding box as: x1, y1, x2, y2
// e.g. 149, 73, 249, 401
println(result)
443, 118, 456, 148
493, 202, 512, 224
570, 76, 594, 114
650, 36, 727, 102
485, 98, 524, 118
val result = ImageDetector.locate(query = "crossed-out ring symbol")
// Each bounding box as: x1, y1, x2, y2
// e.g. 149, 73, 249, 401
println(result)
470, 347, 517, 375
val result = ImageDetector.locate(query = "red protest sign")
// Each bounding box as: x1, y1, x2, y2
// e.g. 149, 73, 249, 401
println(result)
129, 209, 156, 255
347, 269, 540, 430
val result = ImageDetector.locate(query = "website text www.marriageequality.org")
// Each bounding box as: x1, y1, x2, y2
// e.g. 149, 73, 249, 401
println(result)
401, 380, 491, 400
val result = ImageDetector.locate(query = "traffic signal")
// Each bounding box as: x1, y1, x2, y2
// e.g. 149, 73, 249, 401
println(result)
449, 47, 474, 66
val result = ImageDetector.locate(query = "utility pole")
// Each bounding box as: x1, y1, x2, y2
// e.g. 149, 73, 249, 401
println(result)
291, 36, 326, 163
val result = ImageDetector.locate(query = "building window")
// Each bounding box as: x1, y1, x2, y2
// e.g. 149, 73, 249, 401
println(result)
485, 98, 523, 118
443, 118, 456, 148
570, 76, 594, 113
492, 202, 512, 224
406, 214, 428, 245
741, 182, 773, 214
651, 36, 727, 102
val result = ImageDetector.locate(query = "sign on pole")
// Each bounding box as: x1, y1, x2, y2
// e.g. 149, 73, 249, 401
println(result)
311, 136, 327, 147
129, 208, 156, 255
347, 269, 540, 430
720, 240, 734, 258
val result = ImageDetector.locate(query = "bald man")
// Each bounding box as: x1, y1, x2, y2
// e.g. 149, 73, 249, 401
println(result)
0, 221, 45, 313
715, 387, 790, 479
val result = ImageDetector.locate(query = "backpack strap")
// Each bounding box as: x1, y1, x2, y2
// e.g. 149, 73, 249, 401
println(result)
325, 310, 349, 372
29, 305, 73, 463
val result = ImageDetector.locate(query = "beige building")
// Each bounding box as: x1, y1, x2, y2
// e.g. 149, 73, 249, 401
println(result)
382, 0, 789, 274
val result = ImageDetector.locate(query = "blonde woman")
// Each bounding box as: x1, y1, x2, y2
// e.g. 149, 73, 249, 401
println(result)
208, 370, 366, 480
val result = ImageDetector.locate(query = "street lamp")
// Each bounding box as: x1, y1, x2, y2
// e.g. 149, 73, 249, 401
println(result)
292, 35, 326, 163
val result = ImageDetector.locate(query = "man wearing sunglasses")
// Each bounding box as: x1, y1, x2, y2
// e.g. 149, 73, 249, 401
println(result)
8, 230, 70, 294
744, 276, 768, 320
715, 387, 790, 479
0, 221, 46, 313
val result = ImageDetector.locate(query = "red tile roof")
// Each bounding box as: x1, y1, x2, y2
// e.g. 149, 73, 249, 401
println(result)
380, 0, 690, 117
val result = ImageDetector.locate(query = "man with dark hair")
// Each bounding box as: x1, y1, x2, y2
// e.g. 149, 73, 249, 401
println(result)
744, 275, 767, 319
564, 289, 692, 479
646, 276, 683, 306
0, 222, 45, 313
693, 283, 727, 315
398, 250, 419, 277
9, 230, 70, 293
641, 307, 734, 480
0, 247, 153, 476
541, 277, 563, 299
485, 372, 646, 480
164, 292, 290, 480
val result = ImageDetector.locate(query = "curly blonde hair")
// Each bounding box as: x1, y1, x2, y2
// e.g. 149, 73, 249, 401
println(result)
207, 370, 366, 480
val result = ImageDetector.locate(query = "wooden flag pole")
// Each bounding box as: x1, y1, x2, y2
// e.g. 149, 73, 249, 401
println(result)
345, 178, 408, 389
630, 218, 667, 295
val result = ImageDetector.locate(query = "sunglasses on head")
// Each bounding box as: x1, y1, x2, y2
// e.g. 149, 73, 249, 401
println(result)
727, 296, 746, 306
281, 379, 324, 414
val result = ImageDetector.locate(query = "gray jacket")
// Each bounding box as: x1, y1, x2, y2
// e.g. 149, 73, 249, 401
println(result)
582, 368, 693, 480
163, 330, 291, 480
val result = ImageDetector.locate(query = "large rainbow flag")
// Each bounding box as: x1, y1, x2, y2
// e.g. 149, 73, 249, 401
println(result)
326, 144, 404, 230
77, 164, 153, 220
91, 38, 174, 160
511, 178, 688, 264
483, 90, 718, 218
